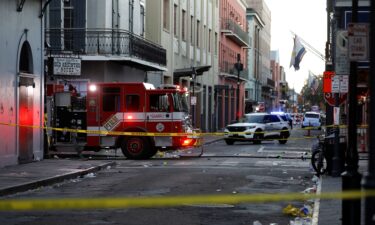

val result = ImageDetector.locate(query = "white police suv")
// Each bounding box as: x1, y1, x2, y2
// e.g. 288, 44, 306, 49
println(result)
224, 113, 290, 145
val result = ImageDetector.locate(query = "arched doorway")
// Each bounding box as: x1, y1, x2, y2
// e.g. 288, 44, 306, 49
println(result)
18, 41, 34, 163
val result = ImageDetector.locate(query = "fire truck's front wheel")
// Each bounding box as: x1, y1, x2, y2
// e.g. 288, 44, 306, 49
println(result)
121, 136, 152, 159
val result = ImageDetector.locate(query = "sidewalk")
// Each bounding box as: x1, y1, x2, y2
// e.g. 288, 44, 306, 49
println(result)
316, 157, 368, 225
0, 159, 115, 197
0, 136, 223, 197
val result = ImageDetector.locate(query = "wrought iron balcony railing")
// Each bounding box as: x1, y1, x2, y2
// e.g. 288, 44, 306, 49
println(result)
45, 28, 166, 66
220, 61, 248, 79
267, 78, 275, 88
261, 78, 275, 91
221, 19, 250, 47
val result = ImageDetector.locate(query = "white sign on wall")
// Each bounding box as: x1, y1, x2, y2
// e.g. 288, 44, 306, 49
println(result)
53, 57, 81, 76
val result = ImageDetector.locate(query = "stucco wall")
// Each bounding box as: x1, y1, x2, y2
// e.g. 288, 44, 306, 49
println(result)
0, 1, 44, 167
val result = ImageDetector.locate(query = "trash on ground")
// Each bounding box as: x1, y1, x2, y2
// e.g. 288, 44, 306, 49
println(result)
283, 204, 312, 218
252, 220, 262, 225
302, 186, 316, 194
84, 173, 96, 178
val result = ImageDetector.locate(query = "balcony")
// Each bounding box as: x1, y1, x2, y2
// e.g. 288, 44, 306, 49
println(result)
221, 19, 250, 47
220, 61, 248, 80
262, 78, 275, 91
45, 28, 166, 69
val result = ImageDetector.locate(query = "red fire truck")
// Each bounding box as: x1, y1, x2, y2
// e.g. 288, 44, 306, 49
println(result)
46, 82, 199, 159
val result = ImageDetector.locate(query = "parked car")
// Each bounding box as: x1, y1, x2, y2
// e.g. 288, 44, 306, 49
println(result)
302, 111, 322, 129
224, 113, 290, 145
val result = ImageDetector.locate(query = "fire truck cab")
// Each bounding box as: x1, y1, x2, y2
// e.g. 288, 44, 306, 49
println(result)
47, 82, 198, 159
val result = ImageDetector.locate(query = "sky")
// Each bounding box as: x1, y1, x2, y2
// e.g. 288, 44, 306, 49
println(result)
264, 0, 327, 93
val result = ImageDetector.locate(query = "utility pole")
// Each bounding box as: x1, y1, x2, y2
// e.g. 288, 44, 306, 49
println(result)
342, 0, 362, 224
330, 0, 343, 177
364, 1, 375, 224
235, 54, 243, 122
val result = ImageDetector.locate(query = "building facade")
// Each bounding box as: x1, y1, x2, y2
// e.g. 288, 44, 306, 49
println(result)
0, 1, 45, 167
146, 0, 219, 131
246, 0, 272, 112
46, 0, 167, 94
332, 0, 370, 152
218, 0, 249, 128
270, 50, 280, 111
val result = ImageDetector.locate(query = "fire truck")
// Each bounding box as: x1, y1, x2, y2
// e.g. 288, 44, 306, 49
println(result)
45, 82, 199, 159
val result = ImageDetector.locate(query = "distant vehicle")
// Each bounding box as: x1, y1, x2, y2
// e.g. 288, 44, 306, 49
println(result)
224, 113, 290, 145
302, 111, 322, 129
311, 105, 319, 113
292, 113, 302, 125
271, 111, 293, 129
255, 102, 266, 112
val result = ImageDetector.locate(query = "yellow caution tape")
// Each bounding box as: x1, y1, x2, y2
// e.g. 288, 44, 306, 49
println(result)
0, 121, 364, 139
0, 190, 373, 211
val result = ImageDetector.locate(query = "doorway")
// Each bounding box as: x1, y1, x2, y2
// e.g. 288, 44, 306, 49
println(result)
18, 41, 34, 163
18, 79, 34, 163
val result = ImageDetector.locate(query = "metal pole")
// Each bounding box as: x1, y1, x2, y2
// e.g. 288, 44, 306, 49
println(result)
237, 72, 240, 121
363, 0, 375, 224
342, 1, 362, 224
325, 0, 335, 172
235, 54, 242, 122
331, 0, 342, 176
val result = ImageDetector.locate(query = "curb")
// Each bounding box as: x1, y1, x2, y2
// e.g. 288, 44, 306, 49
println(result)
312, 176, 322, 225
0, 161, 116, 197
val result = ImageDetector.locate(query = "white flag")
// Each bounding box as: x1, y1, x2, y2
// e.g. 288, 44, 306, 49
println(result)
290, 35, 306, 71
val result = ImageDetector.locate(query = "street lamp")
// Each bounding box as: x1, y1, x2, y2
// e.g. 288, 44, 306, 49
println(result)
234, 54, 243, 122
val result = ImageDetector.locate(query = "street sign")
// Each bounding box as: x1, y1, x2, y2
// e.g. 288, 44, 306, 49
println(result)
191, 96, 197, 105
331, 76, 340, 93
340, 75, 349, 93
335, 30, 350, 75
348, 23, 369, 61
324, 92, 347, 106
331, 75, 349, 94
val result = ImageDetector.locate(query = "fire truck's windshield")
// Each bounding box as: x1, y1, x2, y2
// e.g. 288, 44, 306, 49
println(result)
172, 92, 189, 113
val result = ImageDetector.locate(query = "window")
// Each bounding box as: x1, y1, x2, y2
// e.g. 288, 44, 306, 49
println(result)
203, 25, 206, 49
196, 20, 200, 47
126, 95, 140, 112
173, 4, 178, 37
102, 87, 121, 112
63, 1, 74, 50
215, 32, 218, 54
129, 0, 134, 32
163, 0, 170, 30
149, 94, 170, 112
270, 115, 281, 123
140, 4, 145, 36
181, 10, 186, 41
208, 29, 212, 52
190, 16, 194, 43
